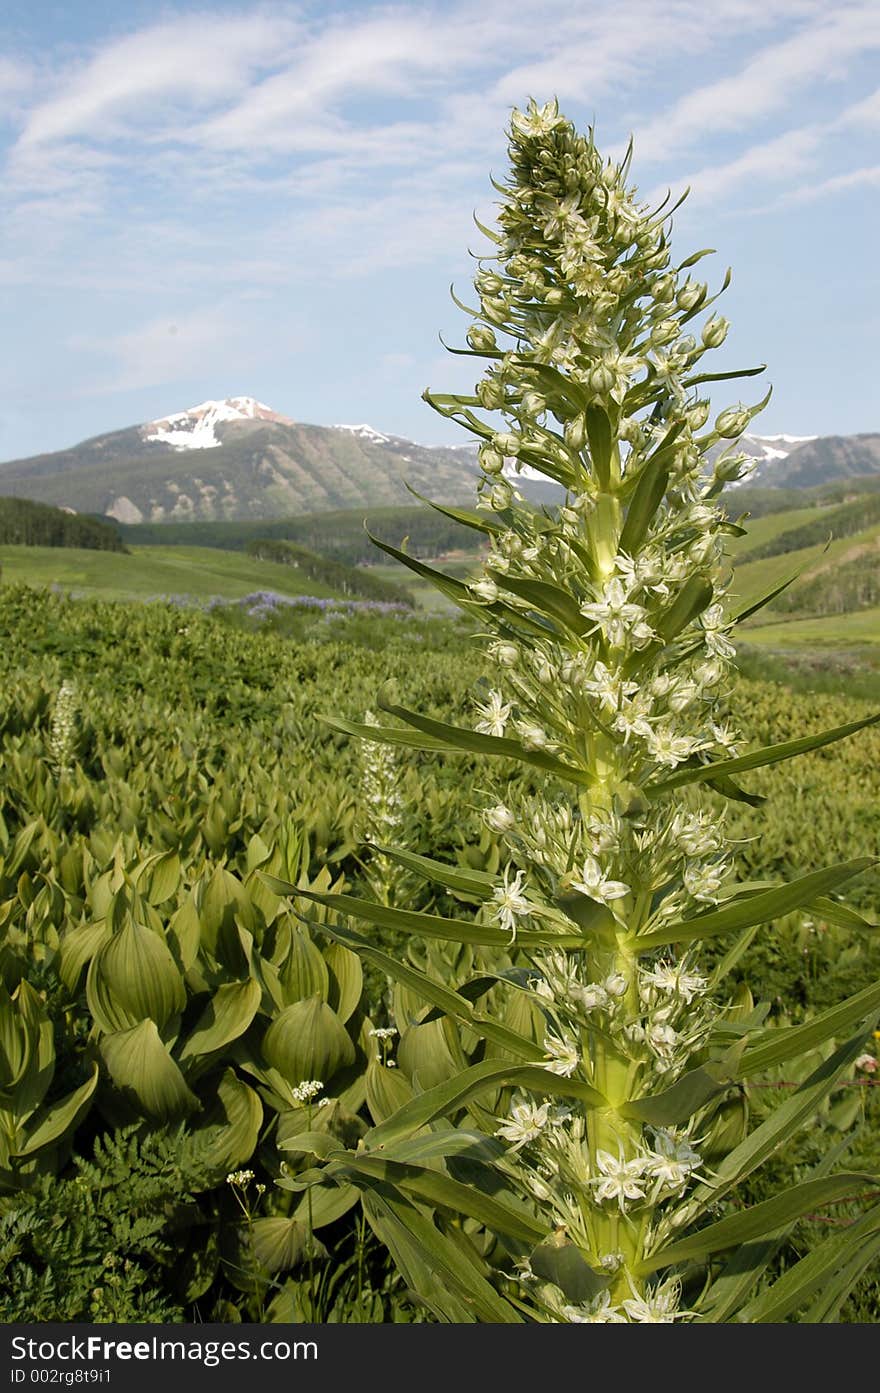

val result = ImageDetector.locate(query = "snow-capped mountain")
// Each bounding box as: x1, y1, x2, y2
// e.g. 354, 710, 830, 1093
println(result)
0, 397, 875, 523
143, 397, 296, 451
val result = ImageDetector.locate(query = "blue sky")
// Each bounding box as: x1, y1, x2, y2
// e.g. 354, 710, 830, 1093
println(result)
0, 0, 877, 460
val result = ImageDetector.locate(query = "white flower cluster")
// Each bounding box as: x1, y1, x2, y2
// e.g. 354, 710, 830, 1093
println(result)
427, 98, 768, 1323
49, 678, 78, 776
290, 1079, 323, 1104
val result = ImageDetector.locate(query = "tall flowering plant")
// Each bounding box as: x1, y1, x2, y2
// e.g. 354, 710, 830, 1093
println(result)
280, 101, 880, 1323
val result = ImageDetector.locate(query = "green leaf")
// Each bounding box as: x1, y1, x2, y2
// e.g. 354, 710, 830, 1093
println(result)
12, 1064, 99, 1159
330, 1152, 547, 1245
648, 712, 880, 793
376, 697, 595, 787
730, 567, 803, 625
365, 1058, 416, 1124
667, 1030, 873, 1229
738, 1203, 880, 1324
368, 845, 495, 899
324, 941, 363, 1026
530, 1239, 611, 1303
193, 1069, 263, 1173
177, 978, 262, 1074
262, 996, 356, 1086
655, 576, 714, 643
640, 1173, 879, 1275
365, 1060, 605, 1152
800, 1230, 880, 1322
485, 571, 589, 636
312, 918, 544, 1061
402, 486, 502, 538
618, 454, 670, 557
290, 887, 583, 950
682, 364, 766, 388
100, 1019, 200, 1122
361, 1190, 522, 1323
638, 859, 873, 949
738, 977, 880, 1075
87, 919, 186, 1034
621, 1049, 741, 1126
585, 404, 613, 487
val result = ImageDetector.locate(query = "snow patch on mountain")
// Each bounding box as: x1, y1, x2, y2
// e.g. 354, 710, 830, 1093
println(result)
142, 397, 295, 451
333, 423, 392, 445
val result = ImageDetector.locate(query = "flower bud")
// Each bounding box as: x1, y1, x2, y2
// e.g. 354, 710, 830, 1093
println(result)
653, 273, 675, 303
477, 379, 505, 410
485, 804, 516, 833
470, 577, 499, 603
686, 399, 711, 430
676, 279, 706, 312
467, 324, 498, 352
482, 296, 509, 324
701, 315, 729, 349
587, 360, 616, 395
493, 432, 521, 457
714, 405, 749, 439
479, 444, 505, 475
488, 482, 513, 510
494, 642, 519, 667
650, 318, 679, 346
521, 391, 546, 416
564, 415, 588, 450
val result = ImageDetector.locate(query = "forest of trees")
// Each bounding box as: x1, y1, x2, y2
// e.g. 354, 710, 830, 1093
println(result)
0, 497, 127, 551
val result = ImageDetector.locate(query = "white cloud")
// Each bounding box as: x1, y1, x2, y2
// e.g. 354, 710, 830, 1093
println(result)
630, 3, 880, 164
16, 12, 299, 148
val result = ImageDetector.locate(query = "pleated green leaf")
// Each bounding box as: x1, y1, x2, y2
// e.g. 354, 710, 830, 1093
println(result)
87, 919, 186, 1034
177, 978, 262, 1073
100, 1019, 200, 1121
12, 1064, 99, 1159
262, 996, 356, 1085
193, 1068, 263, 1173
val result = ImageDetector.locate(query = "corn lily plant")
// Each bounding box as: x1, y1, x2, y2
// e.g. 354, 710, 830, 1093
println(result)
280, 100, 880, 1323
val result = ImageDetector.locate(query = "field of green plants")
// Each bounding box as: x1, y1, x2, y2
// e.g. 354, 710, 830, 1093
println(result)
1, 581, 878, 1321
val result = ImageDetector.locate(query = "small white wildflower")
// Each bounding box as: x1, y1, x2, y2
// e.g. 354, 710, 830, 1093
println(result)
369, 1027, 398, 1040
226, 1169, 255, 1187
495, 1099, 552, 1151
640, 962, 707, 1003
592, 1151, 647, 1209
475, 689, 511, 737
622, 1278, 688, 1323
563, 1293, 627, 1323
570, 855, 629, 903
543, 1032, 580, 1077
855, 1052, 878, 1074
492, 867, 531, 941
571, 981, 609, 1012
291, 1079, 323, 1104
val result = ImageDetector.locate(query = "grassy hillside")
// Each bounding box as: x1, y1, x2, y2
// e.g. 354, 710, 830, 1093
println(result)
0, 544, 345, 604
118, 504, 483, 564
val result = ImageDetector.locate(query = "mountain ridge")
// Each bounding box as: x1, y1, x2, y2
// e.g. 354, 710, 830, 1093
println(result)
0, 396, 875, 523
